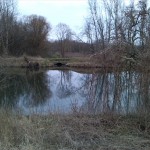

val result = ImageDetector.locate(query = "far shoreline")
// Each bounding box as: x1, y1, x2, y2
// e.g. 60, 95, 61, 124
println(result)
0, 56, 149, 71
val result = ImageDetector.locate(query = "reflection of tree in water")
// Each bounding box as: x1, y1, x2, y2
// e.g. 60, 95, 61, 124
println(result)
80, 73, 110, 114
24, 70, 51, 107
56, 70, 73, 99
0, 73, 26, 108
0, 70, 51, 108
137, 71, 150, 114
80, 70, 150, 115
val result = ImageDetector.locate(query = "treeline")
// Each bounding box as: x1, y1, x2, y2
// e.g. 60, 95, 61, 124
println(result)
0, 0, 91, 57
85, 0, 150, 60
48, 40, 92, 57
0, 0, 50, 56
1, 0, 150, 60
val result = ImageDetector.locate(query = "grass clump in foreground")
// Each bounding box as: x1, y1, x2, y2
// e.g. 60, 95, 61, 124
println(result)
0, 110, 150, 150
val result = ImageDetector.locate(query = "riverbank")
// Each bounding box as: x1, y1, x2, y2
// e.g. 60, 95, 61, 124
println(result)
0, 56, 149, 72
0, 56, 98, 68
0, 56, 52, 68
0, 110, 150, 150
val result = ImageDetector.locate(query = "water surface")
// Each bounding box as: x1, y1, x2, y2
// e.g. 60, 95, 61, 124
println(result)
0, 68, 149, 115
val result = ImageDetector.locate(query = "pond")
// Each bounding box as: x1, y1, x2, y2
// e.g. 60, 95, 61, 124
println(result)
0, 68, 149, 115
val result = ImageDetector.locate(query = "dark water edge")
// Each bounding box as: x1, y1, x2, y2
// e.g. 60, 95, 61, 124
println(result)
0, 67, 149, 116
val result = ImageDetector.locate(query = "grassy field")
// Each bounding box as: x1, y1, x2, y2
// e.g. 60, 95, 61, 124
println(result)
0, 110, 150, 150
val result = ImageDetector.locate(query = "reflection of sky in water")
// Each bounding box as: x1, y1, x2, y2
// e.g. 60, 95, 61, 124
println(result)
17, 70, 86, 114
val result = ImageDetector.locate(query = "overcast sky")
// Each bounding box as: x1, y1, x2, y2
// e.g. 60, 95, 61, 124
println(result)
18, 0, 149, 40
18, 0, 88, 36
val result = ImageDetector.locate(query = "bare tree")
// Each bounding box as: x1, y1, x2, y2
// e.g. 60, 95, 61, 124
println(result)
137, 0, 148, 49
145, 7, 150, 50
85, 0, 126, 53
55, 23, 72, 57
0, 0, 16, 56
85, 0, 105, 51
84, 19, 95, 52
23, 15, 51, 56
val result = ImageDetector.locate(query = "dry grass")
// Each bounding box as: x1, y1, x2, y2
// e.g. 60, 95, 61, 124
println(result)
0, 56, 53, 67
0, 53, 150, 70
0, 56, 101, 68
0, 56, 91, 68
0, 110, 150, 150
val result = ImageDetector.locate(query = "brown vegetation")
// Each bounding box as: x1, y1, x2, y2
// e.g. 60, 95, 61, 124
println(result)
0, 110, 150, 150
0, 56, 53, 68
